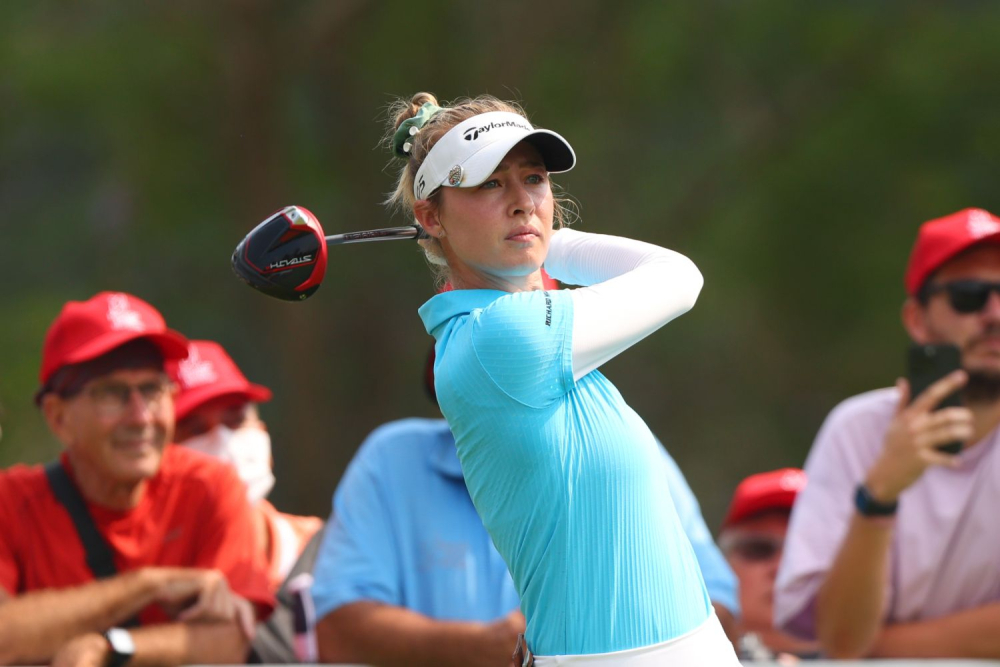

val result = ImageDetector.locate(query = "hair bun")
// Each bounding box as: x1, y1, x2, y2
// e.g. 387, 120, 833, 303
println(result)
394, 92, 440, 131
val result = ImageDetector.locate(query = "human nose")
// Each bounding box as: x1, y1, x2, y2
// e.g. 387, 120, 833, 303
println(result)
982, 290, 1000, 321
120, 387, 155, 423
766, 549, 784, 580
507, 181, 535, 217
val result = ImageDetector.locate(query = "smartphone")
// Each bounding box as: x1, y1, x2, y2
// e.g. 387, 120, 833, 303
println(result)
907, 343, 963, 454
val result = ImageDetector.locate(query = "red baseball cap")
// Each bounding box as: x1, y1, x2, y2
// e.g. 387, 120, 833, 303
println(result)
39, 292, 189, 388
168, 340, 272, 422
721, 468, 806, 529
904, 208, 1000, 296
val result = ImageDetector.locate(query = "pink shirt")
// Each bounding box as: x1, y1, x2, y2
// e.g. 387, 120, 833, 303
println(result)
774, 387, 1000, 639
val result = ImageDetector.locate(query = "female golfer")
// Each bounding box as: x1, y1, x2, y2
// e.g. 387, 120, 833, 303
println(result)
388, 93, 738, 666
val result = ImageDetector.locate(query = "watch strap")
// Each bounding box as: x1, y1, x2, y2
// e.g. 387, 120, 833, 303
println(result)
855, 483, 898, 517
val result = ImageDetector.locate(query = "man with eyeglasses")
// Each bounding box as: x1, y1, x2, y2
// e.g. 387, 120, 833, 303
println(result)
0, 292, 273, 666
775, 208, 1000, 659
719, 468, 818, 662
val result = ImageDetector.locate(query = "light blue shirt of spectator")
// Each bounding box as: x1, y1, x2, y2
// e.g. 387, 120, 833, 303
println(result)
310, 417, 738, 624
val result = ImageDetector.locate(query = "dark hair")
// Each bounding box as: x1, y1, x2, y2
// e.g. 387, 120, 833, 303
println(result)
36, 339, 164, 405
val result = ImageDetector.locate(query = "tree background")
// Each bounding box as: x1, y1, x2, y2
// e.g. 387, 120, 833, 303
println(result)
3, 1, 999, 526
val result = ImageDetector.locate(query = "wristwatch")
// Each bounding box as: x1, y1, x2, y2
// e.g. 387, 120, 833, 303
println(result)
103, 627, 135, 667
854, 483, 898, 517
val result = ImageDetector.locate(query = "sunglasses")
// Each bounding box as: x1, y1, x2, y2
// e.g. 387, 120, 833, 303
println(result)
722, 534, 783, 562
922, 280, 1000, 314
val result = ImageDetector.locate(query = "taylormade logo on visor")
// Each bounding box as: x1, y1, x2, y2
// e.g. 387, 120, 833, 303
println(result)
413, 111, 558, 200
462, 120, 532, 142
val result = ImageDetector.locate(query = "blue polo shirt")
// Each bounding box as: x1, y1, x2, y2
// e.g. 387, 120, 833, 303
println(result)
418, 289, 711, 656
311, 418, 519, 621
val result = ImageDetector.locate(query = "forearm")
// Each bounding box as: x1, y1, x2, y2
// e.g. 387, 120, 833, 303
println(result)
545, 228, 702, 290
545, 228, 704, 379
712, 602, 738, 646
129, 621, 248, 666
871, 603, 1000, 658
0, 570, 158, 664
815, 514, 894, 658
317, 601, 493, 667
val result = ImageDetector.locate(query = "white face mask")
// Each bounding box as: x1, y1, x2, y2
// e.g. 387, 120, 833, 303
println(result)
182, 424, 276, 503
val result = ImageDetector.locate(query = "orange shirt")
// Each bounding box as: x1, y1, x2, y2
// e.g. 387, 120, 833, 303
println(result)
0, 446, 274, 624
258, 500, 322, 592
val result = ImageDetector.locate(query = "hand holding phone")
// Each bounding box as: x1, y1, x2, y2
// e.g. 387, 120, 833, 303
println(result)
907, 343, 964, 454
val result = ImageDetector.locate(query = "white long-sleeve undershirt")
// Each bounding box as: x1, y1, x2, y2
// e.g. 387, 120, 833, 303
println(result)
543, 227, 705, 381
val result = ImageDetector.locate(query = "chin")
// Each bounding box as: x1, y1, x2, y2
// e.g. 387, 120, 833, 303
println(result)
113, 448, 163, 483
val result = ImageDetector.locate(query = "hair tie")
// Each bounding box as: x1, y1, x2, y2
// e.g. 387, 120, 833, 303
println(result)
392, 102, 443, 158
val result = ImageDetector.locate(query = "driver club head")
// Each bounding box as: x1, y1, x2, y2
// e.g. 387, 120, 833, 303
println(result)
232, 205, 328, 301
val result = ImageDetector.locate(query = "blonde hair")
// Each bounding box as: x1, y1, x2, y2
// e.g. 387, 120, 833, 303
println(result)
383, 92, 576, 278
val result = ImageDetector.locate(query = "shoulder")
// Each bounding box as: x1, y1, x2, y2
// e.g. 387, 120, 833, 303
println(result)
157, 445, 244, 496
805, 387, 897, 473
259, 500, 323, 539
0, 463, 50, 505
822, 387, 898, 431
355, 418, 452, 466
475, 289, 566, 324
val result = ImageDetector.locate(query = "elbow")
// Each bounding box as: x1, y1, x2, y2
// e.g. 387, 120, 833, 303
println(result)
316, 613, 361, 664
0, 630, 21, 666
816, 600, 876, 659
820, 635, 871, 661
672, 256, 704, 313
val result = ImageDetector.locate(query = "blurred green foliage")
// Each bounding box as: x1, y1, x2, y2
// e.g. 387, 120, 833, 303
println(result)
3, 0, 1000, 526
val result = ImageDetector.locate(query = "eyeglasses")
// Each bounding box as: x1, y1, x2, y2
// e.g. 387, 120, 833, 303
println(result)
722, 534, 783, 562
922, 280, 1000, 314
83, 377, 175, 417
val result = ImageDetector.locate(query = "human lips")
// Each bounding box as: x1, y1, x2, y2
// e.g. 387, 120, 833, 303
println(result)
969, 333, 1000, 353
114, 429, 162, 452
506, 225, 541, 242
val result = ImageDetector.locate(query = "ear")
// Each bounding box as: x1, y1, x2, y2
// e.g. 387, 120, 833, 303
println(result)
902, 297, 931, 344
414, 199, 445, 239
41, 393, 73, 445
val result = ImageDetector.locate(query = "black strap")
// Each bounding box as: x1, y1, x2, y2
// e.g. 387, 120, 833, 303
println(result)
45, 462, 140, 627
45, 462, 119, 579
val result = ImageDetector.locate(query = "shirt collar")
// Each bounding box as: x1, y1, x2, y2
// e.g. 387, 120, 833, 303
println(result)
418, 289, 508, 339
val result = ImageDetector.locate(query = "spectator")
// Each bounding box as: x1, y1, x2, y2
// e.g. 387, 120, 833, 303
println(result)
169, 339, 323, 593
312, 338, 740, 666
0, 292, 273, 666
720, 468, 818, 661
775, 208, 1000, 659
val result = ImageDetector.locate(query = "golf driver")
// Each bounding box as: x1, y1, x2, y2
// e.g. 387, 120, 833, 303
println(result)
232, 205, 427, 301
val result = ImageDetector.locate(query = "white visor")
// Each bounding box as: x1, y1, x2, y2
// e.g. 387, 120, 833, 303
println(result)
413, 111, 575, 200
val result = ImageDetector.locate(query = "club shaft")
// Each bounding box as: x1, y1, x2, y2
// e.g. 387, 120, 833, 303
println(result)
325, 225, 425, 245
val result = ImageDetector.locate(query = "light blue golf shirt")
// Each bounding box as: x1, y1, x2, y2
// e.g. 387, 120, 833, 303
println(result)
311, 418, 519, 622
418, 289, 712, 656
309, 418, 738, 624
